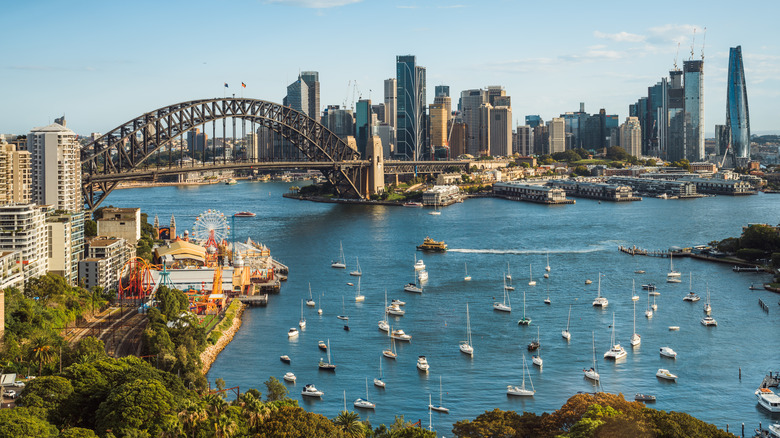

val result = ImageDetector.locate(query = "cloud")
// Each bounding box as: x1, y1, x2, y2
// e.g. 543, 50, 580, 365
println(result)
265, 0, 361, 8
594, 31, 645, 43
646, 24, 700, 47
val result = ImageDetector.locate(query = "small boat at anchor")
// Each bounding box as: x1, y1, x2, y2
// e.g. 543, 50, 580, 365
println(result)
283, 372, 296, 383
233, 211, 255, 217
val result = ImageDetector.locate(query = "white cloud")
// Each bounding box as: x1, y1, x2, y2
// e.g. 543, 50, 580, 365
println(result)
593, 31, 645, 43
265, 0, 361, 8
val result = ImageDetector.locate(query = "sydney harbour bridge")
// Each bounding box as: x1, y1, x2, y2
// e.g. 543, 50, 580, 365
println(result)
81, 97, 469, 211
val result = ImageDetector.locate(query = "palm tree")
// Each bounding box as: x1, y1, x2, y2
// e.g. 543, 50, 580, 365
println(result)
214, 414, 238, 438
29, 337, 55, 376
334, 410, 365, 437
178, 399, 207, 438
203, 392, 227, 417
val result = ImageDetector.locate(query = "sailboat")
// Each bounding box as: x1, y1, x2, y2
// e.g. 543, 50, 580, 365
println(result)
667, 253, 680, 277
428, 204, 441, 216
337, 296, 349, 320
306, 283, 316, 307
603, 313, 627, 359
517, 288, 531, 325
545, 252, 551, 272
544, 282, 551, 304
683, 272, 700, 301
349, 257, 362, 277
318, 339, 336, 371
331, 241, 346, 269
507, 354, 535, 396
505, 272, 515, 291
631, 279, 639, 301
630, 297, 641, 347
592, 273, 608, 307
404, 263, 423, 293
493, 277, 511, 312
505, 262, 512, 280
382, 330, 397, 359
354, 277, 365, 302
703, 285, 712, 315
651, 294, 658, 311
317, 293, 323, 315
464, 262, 472, 281
645, 292, 654, 318
378, 290, 389, 332
353, 378, 375, 409
532, 326, 543, 367
528, 264, 537, 286
562, 304, 572, 340
429, 376, 449, 413
298, 300, 306, 329
459, 303, 474, 355
374, 357, 385, 388
583, 332, 600, 381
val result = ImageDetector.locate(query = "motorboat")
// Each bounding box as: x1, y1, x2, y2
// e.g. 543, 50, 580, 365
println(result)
280, 355, 291, 364
403, 201, 423, 207
584, 332, 600, 382
642, 283, 656, 291
668, 326, 680, 331
391, 299, 405, 306
659, 346, 677, 358
283, 372, 296, 383
301, 384, 324, 397
429, 376, 449, 412
507, 354, 535, 397
349, 257, 362, 277
386, 304, 405, 316
585, 279, 592, 285
656, 368, 678, 381
331, 241, 347, 269
755, 388, 780, 413
414, 258, 426, 271
318, 339, 336, 371
634, 270, 646, 274
354, 378, 376, 410
225, 178, 237, 185
667, 277, 681, 283
683, 291, 700, 302
701, 316, 718, 326
417, 269, 429, 282
767, 423, 780, 438
459, 303, 474, 356
635, 393, 656, 402
417, 237, 447, 252
603, 313, 627, 360
391, 329, 412, 342
287, 328, 299, 338
417, 356, 430, 372
378, 319, 389, 332
531, 327, 542, 366
592, 274, 608, 307
494, 277, 512, 312
233, 211, 256, 217
318, 340, 327, 351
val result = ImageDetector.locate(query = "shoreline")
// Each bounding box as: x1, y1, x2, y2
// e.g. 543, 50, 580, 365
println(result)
200, 302, 246, 375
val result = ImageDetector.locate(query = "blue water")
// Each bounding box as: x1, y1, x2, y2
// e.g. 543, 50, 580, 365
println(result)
107, 181, 780, 435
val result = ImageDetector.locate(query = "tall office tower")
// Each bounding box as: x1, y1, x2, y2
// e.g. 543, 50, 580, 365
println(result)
726, 46, 750, 163
525, 115, 543, 128
460, 89, 487, 156
300, 71, 321, 122
396, 55, 427, 160
322, 106, 355, 140
435, 85, 449, 98
449, 122, 467, 157
548, 117, 566, 154
0, 141, 31, 205
186, 128, 208, 157
0, 204, 48, 282
620, 117, 642, 157
489, 106, 513, 157
478, 104, 493, 156
429, 103, 448, 149
372, 104, 385, 124
715, 124, 730, 157
284, 75, 310, 115
355, 99, 373, 158
683, 60, 705, 161
486, 86, 506, 106
532, 125, 548, 155
384, 78, 397, 128
433, 85, 452, 123
666, 69, 685, 161
515, 125, 532, 156
245, 132, 258, 161
28, 123, 82, 213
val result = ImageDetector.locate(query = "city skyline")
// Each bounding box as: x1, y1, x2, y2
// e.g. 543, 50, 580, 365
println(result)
2, 0, 779, 136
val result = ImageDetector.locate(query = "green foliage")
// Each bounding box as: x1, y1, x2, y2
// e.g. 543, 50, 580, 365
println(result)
552, 150, 583, 162
155, 286, 189, 321
84, 220, 97, 238
94, 379, 176, 436
58, 428, 99, 438
264, 376, 288, 402
64, 336, 107, 366
670, 159, 691, 171
717, 237, 740, 254
334, 410, 366, 437
736, 248, 765, 262
17, 376, 73, 420
520, 162, 530, 169
0, 407, 58, 438
740, 224, 780, 253
772, 252, 780, 268
605, 146, 629, 161
572, 165, 591, 177
645, 159, 658, 166
255, 405, 345, 437
452, 408, 544, 438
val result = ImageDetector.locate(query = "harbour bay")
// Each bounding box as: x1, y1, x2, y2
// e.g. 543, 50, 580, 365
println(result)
107, 180, 780, 435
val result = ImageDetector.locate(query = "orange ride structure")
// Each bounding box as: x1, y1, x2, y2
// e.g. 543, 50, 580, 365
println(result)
118, 257, 155, 302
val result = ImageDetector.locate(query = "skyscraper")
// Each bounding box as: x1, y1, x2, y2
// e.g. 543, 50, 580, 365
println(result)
0, 141, 30, 205
683, 60, 705, 161
300, 71, 321, 122
489, 106, 513, 157
28, 123, 82, 213
548, 117, 565, 154
619, 117, 642, 157
727, 45, 750, 162
460, 89, 487, 156
428, 103, 448, 149
384, 78, 397, 128
355, 99, 372, 158
396, 55, 426, 160
284, 75, 309, 115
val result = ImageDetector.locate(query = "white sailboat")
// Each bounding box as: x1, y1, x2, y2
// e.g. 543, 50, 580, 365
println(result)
317, 293, 323, 315
517, 288, 531, 325
630, 297, 641, 347
603, 313, 627, 360
354, 276, 365, 302
306, 283, 316, 307
404, 263, 423, 293
374, 357, 385, 388
493, 277, 511, 312
464, 262, 471, 281
378, 290, 389, 332
651, 294, 658, 311
631, 279, 639, 301
318, 339, 336, 371
459, 303, 474, 355
583, 332, 600, 381
505, 262, 512, 280
667, 253, 680, 277
544, 282, 551, 304
703, 286, 712, 315
683, 272, 700, 301
299, 300, 306, 329
532, 326, 543, 367
507, 354, 535, 396
382, 331, 397, 359
645, 292, 654, 318
354, 378, 375, 409
528, 264, 537, 286
562, 304, 572, 340
592, 273, 608, 307
545, 252, 551, 272
331, 241, 346, 269
337, 296, 349, 320
429, 376, 449, 413
349, 257, 362, 277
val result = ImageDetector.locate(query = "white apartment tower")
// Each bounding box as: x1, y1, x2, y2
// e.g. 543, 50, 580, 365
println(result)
28, 123, 82, 213
620, 117, 642, 158
0, 141, 31, 205
0, 204, 48, 282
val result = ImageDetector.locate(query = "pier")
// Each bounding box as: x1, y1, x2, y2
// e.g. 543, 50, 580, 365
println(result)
618, 245, 690, 258
760, 372, 780, 389
237, 294, 268, 307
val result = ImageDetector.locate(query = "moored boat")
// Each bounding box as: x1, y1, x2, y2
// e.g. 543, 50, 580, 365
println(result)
656, 368, 678, 381
233, 211, 255, 217
635, 393, 656, 402
301, 384, 323, 397
280, 355, 291, 363
283, 372, 296, 382
755, 388, 780, 413
416, 355, 430, 372
659, 346, 677, 358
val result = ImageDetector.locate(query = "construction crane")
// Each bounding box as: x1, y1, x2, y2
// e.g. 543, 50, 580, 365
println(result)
673, 42, 681, 71
690, 28, 696, 61
701, 27, 707, 61
343, 80, 352, 108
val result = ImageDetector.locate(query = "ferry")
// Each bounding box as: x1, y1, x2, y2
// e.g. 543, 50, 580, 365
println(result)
403, 202, 423, 208
225, 178, 238, 185
755, 388, 780, 413
416, 237, 447, 252
233, 211, 256, 217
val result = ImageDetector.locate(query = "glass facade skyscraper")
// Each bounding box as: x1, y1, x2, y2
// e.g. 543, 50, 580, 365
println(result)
683, 60, 704, 161
396, 55, 426, 160
727, 45, 750, 160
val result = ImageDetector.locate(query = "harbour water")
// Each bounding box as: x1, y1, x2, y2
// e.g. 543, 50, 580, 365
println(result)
108, 181, 780, 435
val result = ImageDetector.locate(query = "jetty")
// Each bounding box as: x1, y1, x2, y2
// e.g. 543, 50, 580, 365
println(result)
760, 372, 780, 389
618, 245, 690, 258
238, 294, 268, 307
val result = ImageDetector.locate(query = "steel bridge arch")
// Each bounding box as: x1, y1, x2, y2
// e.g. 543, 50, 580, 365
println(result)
81, 98, 364, 210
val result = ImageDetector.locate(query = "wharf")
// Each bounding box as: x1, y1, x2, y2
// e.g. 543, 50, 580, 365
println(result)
618, 245, 690, 258
760, 372, 780, 389
238, 294, 268, 307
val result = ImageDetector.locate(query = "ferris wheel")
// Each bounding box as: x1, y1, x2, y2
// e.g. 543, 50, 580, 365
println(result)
192, 209, 230, 244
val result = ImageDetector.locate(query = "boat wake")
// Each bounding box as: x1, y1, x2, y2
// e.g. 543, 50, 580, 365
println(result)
449, 241, 618, 255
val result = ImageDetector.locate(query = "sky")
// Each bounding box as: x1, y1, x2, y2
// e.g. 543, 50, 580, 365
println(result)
2, 0, 779, 137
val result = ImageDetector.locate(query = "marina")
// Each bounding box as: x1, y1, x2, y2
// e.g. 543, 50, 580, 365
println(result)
107, 180, 780, 434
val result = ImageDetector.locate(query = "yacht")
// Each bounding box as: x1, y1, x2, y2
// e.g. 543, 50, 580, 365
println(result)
331, 241, 346, 269
379, 293, 390, 332
642, 283, 656, 291
635, 393, 656, 402
414, 258, 426, 271
630, 298, 641, 347
528, 264, 537, 286
703, 287, 712, 315
353, 378, 376, 410
584, 332, 600, 382
354, 277, 365, 302
280, 355, 291, 363
416, 356, 430, 372
301, 384, 324, 397
429, 377, 449, 413
545, 252, 551, 272
659, 346, 677, 358
404, 282, 422, 294
592, 274, 608, 307
585, 279, 593, 285
386, 303, 405, 316
667, 277, 681, 283
655, 368, 678, 381
603, 313, 627, 360
562, 305, 572, 340
683, 291, 700, 302
349, 257, 362, 277
417, 269, 429, 282
318, 340, 327, 351
391, 329, 412, 342
383, 333, 397, 359
494, 277, 512, 312
645, 292, 654, 318
667, 253, 681, 278
391, 299, 406, 306
464, 262, 471, 281
374, 358, 386, 388
531, 326, 542, 366
755, 388, 780, 413
298, 300, 306, 329
287, 328, 299, 338
701, 315, 718, 326
318, 339, 336, 371
517, 288, 531, 325
631, 279, 639, 301
507, 354, 535, 397
459, 303, 474, 356
283, 372, 296, 383
306, 283, 316, 307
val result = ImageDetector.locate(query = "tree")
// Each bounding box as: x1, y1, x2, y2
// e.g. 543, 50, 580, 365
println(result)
84, 220, 97, 238
95, 379, 176, 437
264, 376, 288, 402
29, 336, 56, 376
65, 337, 107, 366
451, 408, 543, 438
605, 146, 629, 161
16, 375, 73, 425
59, 428, 99, 438
0, 408, 58, 438
178, 398, 207, 438
334, 410, 365, 437
740, 224, 780, 253
254, 405, 344, 437
717, 237, 740, 254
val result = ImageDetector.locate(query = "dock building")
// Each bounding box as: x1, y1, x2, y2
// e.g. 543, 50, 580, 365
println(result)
493, 181, 574, 204
606, 176, 699, 198
422, 185, 461, 206
547, 180, 640, 202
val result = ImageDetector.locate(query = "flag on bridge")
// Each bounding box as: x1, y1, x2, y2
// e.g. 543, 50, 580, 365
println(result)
224, 83, 228, 88
241, 82, 246, 88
